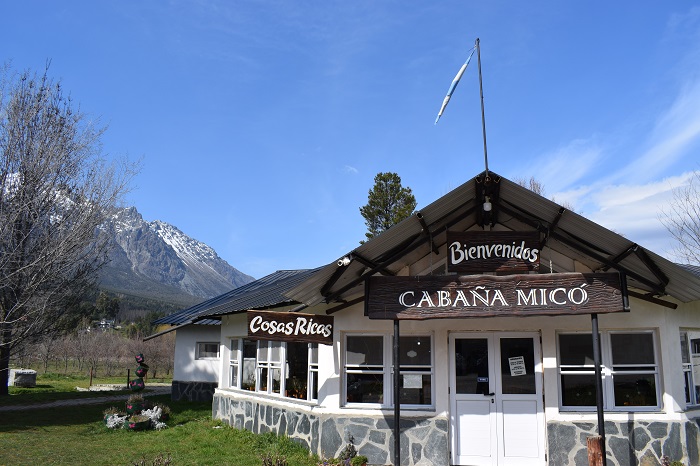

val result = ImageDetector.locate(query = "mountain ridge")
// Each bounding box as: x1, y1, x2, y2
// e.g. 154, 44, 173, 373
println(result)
99, 206, 254, 307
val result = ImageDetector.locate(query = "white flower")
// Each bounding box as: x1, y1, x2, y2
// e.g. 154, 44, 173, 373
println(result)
141, 406, 163, 422
106, 414, 127, 429
153, 421, 168, 430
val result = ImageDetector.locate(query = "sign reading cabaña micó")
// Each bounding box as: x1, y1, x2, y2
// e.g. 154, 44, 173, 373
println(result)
447, 231, 540, 273
247, 310, 334, 345
366, 272, 627, 320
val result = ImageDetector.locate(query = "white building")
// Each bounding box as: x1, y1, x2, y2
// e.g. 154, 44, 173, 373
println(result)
155, 171, 700, 466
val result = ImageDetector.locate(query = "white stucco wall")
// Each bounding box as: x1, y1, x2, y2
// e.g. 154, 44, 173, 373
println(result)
173, 324, 221, 383
215, 295, 700, 425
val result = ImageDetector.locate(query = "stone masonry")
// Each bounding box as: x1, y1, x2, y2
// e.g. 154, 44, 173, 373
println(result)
171, 380, 218, 402
547, 419, 700, 466
213, 393, 450, 466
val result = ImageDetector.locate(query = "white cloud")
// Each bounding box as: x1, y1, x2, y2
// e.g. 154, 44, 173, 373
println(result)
343, 165, 359, 175
514, 138, 604, 195
556, 172, 695, 257
612, 80, 700, 183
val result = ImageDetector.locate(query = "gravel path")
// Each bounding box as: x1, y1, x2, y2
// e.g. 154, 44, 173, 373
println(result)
0, 385, 171, 412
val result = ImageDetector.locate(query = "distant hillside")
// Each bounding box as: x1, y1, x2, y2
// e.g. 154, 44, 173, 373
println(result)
98, 206, 255, 308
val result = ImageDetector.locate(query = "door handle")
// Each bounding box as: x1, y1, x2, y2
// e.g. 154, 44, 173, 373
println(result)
484, 392, 495, 396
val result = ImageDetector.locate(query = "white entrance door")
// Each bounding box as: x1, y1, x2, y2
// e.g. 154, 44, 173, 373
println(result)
449, 333, 545, 466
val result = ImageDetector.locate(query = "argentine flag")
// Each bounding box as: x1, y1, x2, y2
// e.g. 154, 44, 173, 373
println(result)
435, 47, 476, 124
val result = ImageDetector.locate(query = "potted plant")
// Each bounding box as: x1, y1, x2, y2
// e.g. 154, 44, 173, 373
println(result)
103, 406, 122, 424
154, 403, 171, 422
351, 456, 368, 466
127, 414, 151, 431
126, 393, 145, 414
135, 363, 149, 378
129, 377, 145, 392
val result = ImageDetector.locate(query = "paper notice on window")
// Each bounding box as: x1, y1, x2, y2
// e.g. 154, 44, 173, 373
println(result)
508, 356, 526, 376
403, 374, 423, 389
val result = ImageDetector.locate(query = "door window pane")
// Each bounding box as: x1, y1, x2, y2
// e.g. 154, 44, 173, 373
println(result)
454, 338, 489, 395
500, 338, 536, 395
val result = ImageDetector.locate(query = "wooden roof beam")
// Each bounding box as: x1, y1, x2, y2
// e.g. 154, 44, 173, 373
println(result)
417, 212, 439, 255
540, 207, 566, 250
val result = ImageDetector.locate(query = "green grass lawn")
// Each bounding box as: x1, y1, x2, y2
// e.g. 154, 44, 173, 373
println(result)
1, 376, 320, 466
0, 395, 319, 465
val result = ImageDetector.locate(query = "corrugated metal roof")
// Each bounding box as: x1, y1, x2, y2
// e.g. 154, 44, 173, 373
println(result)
154, 269, 320, 326
285, 170, 700, 306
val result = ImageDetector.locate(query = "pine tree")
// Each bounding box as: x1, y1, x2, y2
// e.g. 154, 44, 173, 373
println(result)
359, 172, 417, 243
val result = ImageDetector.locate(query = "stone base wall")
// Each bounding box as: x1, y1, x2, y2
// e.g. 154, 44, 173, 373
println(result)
213, 393, 449, 466
171, 380, 217, 402
547, 419, 700, 466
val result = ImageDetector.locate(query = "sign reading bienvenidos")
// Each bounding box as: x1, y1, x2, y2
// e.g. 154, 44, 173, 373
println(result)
447, 231, 540, 273
366, 272, 626, 320
247, 310, 334, 345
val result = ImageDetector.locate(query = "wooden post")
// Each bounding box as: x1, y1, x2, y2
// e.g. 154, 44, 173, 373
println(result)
587, 436, 603, 466
89, 367, 93, 387
126, 368, 130, 389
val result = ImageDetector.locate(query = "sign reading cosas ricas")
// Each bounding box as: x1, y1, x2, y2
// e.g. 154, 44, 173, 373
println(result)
247, 310, 334, 345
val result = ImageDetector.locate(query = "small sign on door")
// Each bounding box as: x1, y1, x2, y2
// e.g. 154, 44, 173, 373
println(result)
508, 356, 526, 376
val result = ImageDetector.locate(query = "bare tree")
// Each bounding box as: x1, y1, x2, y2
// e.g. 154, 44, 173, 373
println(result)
515, 176, 576, 212
0, 65, 136, 395
660, 170, 700, 265
514, 176, 546, 196
33, 338, 57, 374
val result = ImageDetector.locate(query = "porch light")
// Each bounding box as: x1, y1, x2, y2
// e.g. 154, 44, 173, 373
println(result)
483, 196, 492, 212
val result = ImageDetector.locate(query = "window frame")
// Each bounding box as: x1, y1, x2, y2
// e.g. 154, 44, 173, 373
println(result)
342, 332, 435, 409
557, 330, 661, 412
680, 329, 700, 408
195, 341, 220, 360
226, 337, 319, 402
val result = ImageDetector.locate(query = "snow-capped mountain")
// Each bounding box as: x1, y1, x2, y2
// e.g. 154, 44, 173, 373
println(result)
99, 206, 254, 303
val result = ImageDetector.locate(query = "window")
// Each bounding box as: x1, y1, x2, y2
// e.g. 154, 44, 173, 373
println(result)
196, 342, 219, 359
343, 333, 434, 408
227, 338, 318, 401
397, 336, 433, 406
557, 331, 659, 411
345, 335, 385, 405
257, 340, 283, 394
680, 330, 700, 406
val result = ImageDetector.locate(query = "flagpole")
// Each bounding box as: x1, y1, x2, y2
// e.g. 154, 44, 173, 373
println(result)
476, 38, 489, 178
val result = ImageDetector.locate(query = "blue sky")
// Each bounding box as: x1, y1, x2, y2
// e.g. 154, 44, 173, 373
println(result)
3, 2, 700, 279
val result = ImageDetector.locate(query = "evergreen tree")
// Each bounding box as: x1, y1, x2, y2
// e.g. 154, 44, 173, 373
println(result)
359, 172, 417, 243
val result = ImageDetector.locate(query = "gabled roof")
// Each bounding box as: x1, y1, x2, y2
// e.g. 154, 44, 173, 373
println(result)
153, 268, 320, 327
285, 170, 700, 307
